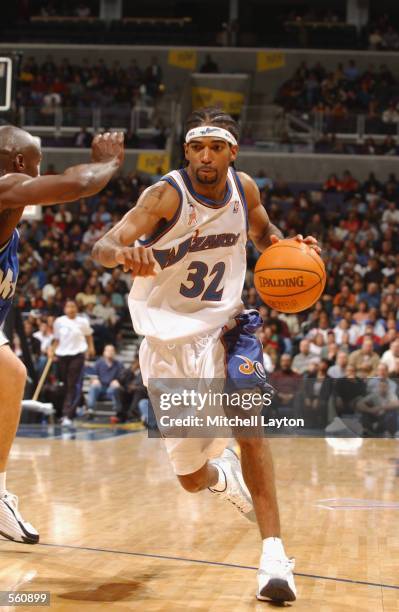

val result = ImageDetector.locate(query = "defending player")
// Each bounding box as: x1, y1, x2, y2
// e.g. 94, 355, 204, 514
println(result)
92, 107, 319, 603
0, 125, 124, 545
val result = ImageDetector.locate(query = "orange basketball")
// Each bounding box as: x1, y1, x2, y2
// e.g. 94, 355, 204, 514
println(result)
254, 239, 326, 313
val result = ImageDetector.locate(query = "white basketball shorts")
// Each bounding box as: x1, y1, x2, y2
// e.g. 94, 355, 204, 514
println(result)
140, 328, 228, 475
139, 310, 268, 476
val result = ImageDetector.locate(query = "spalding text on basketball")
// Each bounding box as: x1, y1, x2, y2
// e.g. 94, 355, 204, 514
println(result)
258, 276, 305, 288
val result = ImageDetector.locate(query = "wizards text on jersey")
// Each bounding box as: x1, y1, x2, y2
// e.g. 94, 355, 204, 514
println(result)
152, 230, 240, 270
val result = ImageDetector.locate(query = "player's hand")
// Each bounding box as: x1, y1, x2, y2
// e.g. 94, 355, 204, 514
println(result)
115, 246, 156, 276
270, 234, 321, 254
294, 234, 321, 254
91, 131, 125, 166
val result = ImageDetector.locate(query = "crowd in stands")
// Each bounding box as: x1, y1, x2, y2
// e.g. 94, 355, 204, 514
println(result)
30, 1, 96, 19
276, 60, 399, 137
315, 134, 399, 156
12, 164, 399, 434
17, 55, 166, 143
244, 169, 399, 435
368, 15, 399, 51
283, 8, 343, 24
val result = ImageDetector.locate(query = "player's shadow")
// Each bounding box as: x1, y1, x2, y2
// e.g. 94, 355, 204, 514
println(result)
58, 572, 157, 602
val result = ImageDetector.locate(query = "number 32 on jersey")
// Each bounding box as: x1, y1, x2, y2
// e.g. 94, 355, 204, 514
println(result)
180, 260, 225, 302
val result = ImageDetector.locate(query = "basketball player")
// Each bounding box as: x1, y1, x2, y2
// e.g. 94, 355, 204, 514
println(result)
92, 107, 319, 603
0, 125, 124, 545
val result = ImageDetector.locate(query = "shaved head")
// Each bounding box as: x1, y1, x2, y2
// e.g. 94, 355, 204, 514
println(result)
0, 125, 41, 177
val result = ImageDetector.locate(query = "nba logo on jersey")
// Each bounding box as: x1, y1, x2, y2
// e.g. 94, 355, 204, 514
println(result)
233, 200, 239, 214
188, 204, 197, 225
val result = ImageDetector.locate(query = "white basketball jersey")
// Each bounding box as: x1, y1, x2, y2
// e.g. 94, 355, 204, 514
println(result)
128, 167, 248, 341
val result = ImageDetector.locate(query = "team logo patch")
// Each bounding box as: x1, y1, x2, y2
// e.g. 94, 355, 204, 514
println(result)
188, 204, 197, 226
237, 355, 267, 381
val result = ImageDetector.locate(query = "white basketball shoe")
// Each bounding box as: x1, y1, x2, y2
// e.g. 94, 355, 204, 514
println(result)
257, 555, 297, 602
0, 492, 39, 544
209, 448, 256, 522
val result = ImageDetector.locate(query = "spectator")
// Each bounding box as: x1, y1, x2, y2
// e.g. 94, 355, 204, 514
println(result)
381, 339, 399, 373
74, 127, 92, 148
333, 283, 357, 308
327, 351, 348, 378
338, 171, 359, 193
200, 54, 219, 73
270, 354, 302, 415
382, 102, 399, 124
367, 362, 398, 395
348, 337, 380, 376
344, 60, 360, 81
334, 364, 367, 416
75, 2, 91, 18
111, 358, 147, 423
292, 339, 314, 374
357, 379, 399, 436
33, 319, 55, 373
302, 359, 332, 426
87, 345, 124, 415
357, 282, 381, 309
52, 300, 95, 427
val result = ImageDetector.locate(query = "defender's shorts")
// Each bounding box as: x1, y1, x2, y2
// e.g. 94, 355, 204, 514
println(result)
140, 310, 266, 476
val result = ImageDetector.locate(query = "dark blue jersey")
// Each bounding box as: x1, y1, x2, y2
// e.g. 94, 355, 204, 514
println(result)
0, 229, 19, 326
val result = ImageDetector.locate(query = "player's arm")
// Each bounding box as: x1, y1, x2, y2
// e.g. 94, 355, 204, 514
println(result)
91, 181, 179, 276
0, 132, 124, 210
239, 172, 320, 253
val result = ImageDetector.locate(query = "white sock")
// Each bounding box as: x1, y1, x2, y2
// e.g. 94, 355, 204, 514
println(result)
0, 473, 6, 497
262, 537, 287, 559
209, 463, 227, 492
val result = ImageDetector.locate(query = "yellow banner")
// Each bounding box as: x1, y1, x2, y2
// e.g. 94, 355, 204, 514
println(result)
168, 49, 197, 70
257, 51, 285, 72
192, 87, 244, 115
136, 153, 170, 176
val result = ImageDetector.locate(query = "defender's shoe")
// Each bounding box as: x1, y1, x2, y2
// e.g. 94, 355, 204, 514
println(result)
0, 492, 39, 544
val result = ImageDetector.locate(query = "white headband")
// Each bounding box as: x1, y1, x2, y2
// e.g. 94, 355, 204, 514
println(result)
185, 126, 237, 147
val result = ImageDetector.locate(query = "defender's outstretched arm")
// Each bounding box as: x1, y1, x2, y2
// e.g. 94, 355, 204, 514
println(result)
0, 132, 124, 209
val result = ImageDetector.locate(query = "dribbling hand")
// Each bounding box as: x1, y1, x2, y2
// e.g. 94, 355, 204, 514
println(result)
270, 234, 321, 254
91, 131, 125, 166
115, 246, 156, 276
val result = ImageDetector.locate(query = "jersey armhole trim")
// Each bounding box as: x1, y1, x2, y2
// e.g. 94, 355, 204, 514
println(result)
0, 234, 13, 254
232, 170, 249, 233
138, 177, 183, 247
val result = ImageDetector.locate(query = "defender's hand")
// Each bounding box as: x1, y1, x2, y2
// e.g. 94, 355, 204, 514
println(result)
270, 234, 321, 254
91, 131, 125, 166
115, 246, 156, 276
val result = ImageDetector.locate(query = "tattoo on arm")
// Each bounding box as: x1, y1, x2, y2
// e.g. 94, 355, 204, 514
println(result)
91, 182, 168, 267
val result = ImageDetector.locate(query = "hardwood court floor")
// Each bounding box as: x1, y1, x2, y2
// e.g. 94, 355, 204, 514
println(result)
0, 430, 398, 611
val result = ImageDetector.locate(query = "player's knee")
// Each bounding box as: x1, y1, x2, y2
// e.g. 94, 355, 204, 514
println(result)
9, 357, 27, 386
177, 473, 208, 493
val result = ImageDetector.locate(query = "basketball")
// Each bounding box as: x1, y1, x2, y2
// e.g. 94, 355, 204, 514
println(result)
254, 239, 326, 313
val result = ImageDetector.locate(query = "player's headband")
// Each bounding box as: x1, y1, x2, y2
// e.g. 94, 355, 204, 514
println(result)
185, 126, 237, 147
